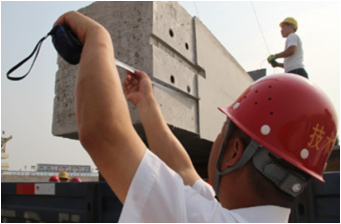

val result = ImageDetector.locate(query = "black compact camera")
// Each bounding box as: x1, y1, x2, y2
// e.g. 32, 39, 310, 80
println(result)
50, 24, 83, 65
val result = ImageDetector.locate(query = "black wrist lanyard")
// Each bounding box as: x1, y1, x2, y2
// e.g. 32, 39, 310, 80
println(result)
6, 24, 82, 81
6, 31, 52, 81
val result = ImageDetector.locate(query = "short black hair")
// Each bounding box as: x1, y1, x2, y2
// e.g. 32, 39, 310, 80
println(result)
284, 22, 297, 32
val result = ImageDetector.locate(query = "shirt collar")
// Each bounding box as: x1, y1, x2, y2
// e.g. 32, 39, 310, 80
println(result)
231, 205, 291, 223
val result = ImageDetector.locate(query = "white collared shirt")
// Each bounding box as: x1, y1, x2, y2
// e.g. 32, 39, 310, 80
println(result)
119, 149, 291, 223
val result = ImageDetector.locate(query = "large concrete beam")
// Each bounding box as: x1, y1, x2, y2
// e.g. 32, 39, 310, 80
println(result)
52, 2, 253, 177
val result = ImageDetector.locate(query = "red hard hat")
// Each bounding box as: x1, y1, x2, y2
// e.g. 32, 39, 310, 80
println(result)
70, 177, 82, 182
219, 74, 338, 182
49, 175, 60, 182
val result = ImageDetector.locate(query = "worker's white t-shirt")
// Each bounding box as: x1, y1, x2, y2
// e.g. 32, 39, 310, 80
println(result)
119, 149, 291, 223
284, 33, 304, 72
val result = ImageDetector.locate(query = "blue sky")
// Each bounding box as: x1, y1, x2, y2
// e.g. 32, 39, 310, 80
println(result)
1, 1, 340, 171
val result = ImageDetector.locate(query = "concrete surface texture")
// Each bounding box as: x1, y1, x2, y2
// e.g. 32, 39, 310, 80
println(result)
52, 2, 253, 178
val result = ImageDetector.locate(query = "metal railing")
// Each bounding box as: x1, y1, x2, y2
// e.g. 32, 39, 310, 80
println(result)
1, 170, 99, 177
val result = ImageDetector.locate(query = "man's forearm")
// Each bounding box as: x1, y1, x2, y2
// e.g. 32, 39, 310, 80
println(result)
76, 26, 137, 151
57, 12, 146, 203
136, 93, 200, 186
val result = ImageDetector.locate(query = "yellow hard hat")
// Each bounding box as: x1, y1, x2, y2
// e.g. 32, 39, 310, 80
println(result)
280, 17, 298, 30
59, 171, 70, 179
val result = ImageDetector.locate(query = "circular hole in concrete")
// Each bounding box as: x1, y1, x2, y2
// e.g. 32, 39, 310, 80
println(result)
187, 86, 191, 93
170, 75, 175, 83
169, 29, 174, 37
185, 43, 189, 50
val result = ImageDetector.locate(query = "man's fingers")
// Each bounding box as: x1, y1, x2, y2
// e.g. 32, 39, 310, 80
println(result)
132, 78, 139, 85
124, 70, 152, 94
53, 11, 94, 44
125, 70, 133, 77
125, 70, 137, 82
123, 79, 130, 94
134, 70, 149, 80
124, 72, 140, 95
124, 78, 130, 87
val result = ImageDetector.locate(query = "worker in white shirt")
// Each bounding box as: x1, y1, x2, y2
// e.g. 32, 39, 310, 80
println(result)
54, 11, 338, 222
267, 17, 309, 78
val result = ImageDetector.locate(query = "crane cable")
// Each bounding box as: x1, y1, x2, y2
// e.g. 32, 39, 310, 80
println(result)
193, 1, 200, 18
251, 2, 278, 73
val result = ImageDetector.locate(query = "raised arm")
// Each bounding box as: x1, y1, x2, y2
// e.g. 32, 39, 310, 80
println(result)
275, 45, 296, 59
124, 70, 201, 186
54, 11, 147, 203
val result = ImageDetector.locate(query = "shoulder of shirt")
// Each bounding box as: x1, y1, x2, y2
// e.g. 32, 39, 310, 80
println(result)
231, 205, 291, 222
288, 33, 300, 39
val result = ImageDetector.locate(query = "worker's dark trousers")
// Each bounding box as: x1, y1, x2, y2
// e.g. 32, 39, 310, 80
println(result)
288, 68, 309, 79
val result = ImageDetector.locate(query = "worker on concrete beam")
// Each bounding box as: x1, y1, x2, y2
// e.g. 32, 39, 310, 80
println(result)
267, 17, 309, 79
54, 11, 337, 222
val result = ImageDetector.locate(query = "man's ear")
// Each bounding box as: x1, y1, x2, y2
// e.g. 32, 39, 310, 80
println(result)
220, 138, 245, 171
